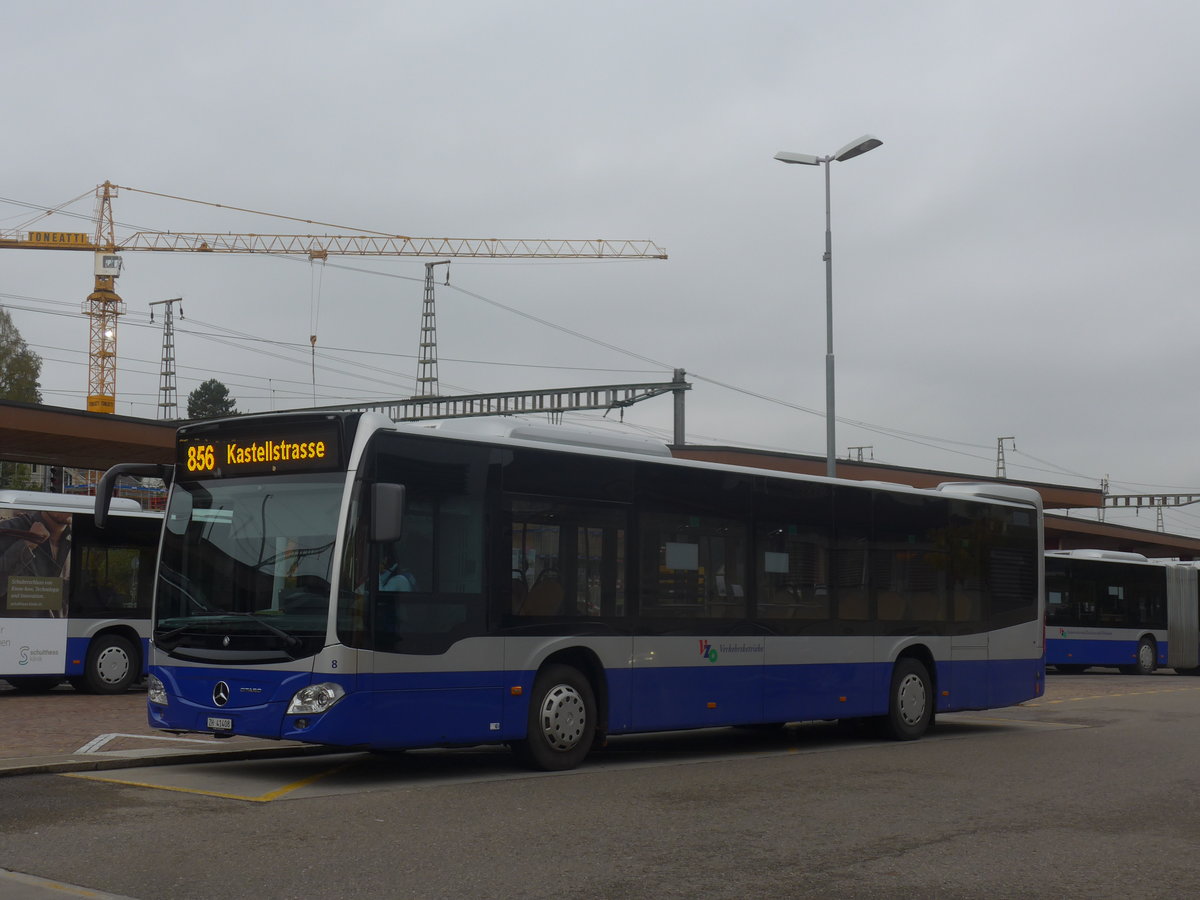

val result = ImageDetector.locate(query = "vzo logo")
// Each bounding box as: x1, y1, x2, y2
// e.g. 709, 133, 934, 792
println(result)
698, 640, 718, 663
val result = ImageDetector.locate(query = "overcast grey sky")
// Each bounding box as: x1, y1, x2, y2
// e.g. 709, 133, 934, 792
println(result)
4, 0, 1199, 534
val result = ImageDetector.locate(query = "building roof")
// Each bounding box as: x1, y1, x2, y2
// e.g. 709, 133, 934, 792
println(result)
672, 445, 1200, 560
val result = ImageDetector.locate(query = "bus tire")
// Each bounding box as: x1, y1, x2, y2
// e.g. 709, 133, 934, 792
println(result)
4, 676, 63, 693
1120, 637, 1157, 676
512, 664, 596, 771
81, 634, 138, 694
879, 657, 933, 741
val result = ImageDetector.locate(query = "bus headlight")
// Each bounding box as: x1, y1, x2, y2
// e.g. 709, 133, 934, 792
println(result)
147, 674, 168, 706
286, 682, 345, 715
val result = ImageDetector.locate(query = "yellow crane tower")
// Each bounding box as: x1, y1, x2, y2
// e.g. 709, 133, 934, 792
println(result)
0, 181, 668, 413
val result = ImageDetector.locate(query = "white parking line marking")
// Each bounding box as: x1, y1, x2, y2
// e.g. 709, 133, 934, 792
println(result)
75, 733, 218, 754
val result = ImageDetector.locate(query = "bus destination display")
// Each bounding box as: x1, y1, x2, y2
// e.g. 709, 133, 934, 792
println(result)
178, 423, 342, 478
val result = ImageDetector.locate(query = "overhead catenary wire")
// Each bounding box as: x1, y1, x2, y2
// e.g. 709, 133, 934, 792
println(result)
0, 281, 1148, 485
3, 199, 1193, 494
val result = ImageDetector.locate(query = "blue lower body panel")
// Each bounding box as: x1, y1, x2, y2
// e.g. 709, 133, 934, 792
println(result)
366, 670, 508, 746
1046, 637, 1165, 668
150, 664, 333, 743
150, 653, 1043, 751
763, 661, 883, 723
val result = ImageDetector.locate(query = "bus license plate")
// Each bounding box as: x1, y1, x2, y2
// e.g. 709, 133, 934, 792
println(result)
207, 717, 233, 731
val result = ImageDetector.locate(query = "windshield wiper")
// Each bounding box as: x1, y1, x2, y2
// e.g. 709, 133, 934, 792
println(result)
223, 611, 304, 653
154, 623, 192, 650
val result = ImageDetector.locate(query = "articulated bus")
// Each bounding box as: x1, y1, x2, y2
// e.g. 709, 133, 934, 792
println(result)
99, 411, 1045, 770
1045, 550, 1200, 675
1, 491, 161, 693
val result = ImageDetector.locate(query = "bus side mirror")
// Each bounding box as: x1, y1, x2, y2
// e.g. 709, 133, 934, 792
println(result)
370, 483, 405, 544
96, 463, 175, 528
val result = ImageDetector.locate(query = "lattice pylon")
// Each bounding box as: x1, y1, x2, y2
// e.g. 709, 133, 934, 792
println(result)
150, 297, 183, 419
415, 260, 449, 398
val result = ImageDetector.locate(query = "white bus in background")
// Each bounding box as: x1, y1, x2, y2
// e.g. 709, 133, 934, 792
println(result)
1045, 549, 1200, 675
0, 491, 161, 693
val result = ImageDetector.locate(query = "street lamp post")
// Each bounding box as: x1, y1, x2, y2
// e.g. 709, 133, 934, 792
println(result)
775, 135, 882, 478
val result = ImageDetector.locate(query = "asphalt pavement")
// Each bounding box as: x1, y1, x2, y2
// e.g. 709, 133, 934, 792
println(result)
0, 680, 321, 778
0, 683, 228, 896
0, 680, 330, 899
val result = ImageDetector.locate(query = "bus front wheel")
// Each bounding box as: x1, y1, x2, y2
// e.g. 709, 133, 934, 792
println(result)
80, 634, 138, 694
512, 664, 596, 771
878, 657, 933, 741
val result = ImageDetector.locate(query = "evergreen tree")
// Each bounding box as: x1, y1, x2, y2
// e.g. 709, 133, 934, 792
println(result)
0, 308, 43, 403
187, 379, 238, 419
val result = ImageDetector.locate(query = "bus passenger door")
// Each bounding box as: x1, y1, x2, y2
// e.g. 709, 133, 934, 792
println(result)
630, 512, 761, 730
360, 439, 503, 749
366, 494, 502, 748
949, 577, 989, 710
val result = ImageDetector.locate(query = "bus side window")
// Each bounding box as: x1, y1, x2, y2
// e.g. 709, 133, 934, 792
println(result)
510, 499, 627, 619
638, 512, 747, 619
755, 524, 830, 622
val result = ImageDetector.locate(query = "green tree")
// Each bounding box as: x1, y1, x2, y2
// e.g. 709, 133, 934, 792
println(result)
0, 461, 39, 491
0, 307, 43, 403
187, 379, 238, 419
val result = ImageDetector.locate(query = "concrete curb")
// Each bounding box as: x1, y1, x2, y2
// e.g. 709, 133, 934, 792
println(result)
0, 743, 337, 778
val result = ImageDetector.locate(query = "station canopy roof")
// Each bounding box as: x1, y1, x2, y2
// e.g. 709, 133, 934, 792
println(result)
0, 400, 174, 470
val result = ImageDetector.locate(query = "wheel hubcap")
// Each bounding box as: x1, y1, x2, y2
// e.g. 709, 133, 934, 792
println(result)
538, 683, 587, 751
1140, 643, 1154, 670
96, 647, 130, 685
897, 673, 927, 726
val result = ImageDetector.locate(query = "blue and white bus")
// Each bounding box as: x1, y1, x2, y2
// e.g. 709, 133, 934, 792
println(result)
100, 411, 1045, 770
1, 490, 160, 693
1045, 550, 1200, 675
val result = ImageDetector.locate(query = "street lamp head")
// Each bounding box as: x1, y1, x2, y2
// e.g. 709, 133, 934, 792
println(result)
774, 150, 822, 166
832, 135, 882, 162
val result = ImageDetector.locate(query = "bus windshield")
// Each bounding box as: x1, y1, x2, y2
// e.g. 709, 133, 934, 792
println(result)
155, 473, 345, 662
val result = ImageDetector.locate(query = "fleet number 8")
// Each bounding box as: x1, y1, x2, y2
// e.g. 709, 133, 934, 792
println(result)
187, 444, 216, 472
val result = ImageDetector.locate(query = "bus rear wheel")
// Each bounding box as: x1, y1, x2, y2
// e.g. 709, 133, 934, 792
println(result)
878, 657, 933, 741
80, 634, 138, 694
1120, 638, 1157, 676
512, 664, 596, 771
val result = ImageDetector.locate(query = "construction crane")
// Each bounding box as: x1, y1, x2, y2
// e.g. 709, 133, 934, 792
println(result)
0, 181, 668, 413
